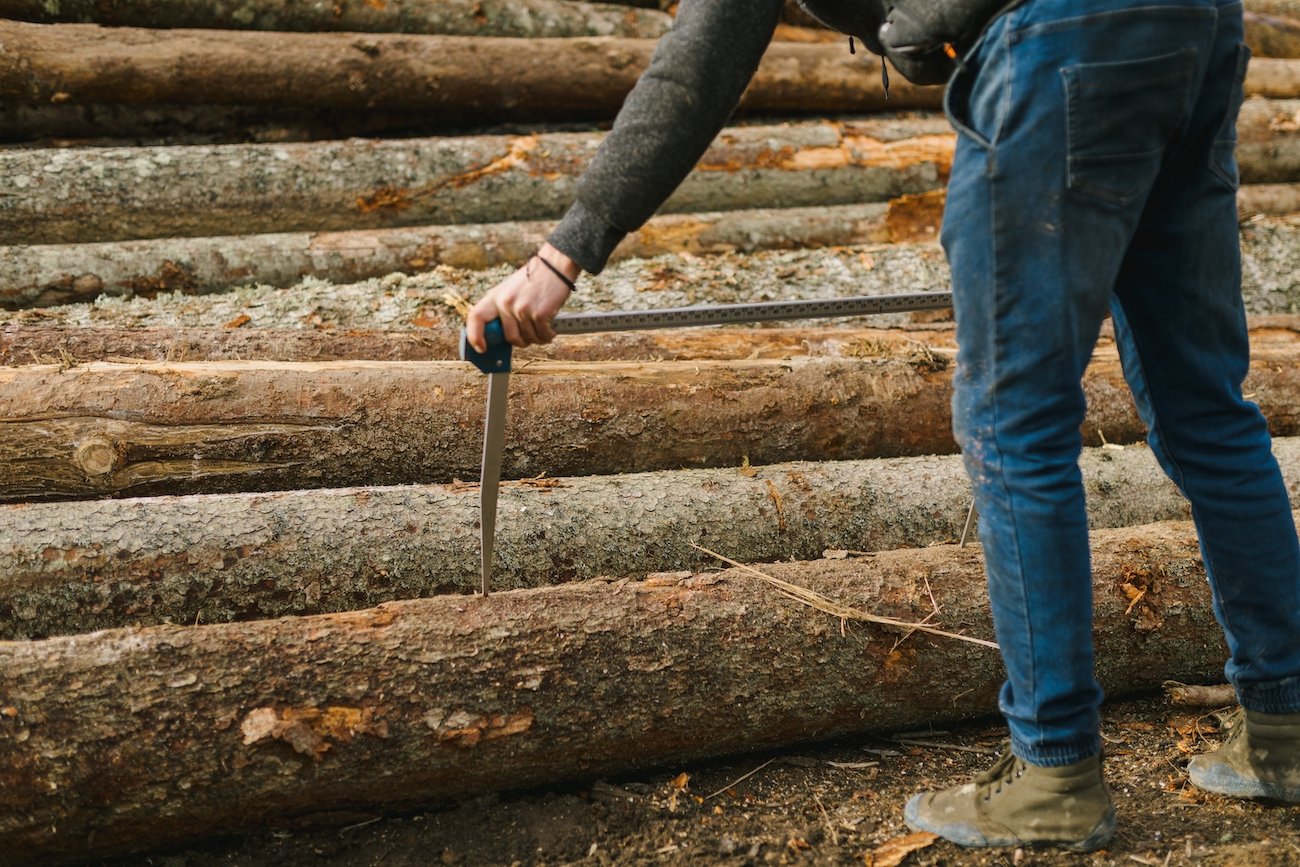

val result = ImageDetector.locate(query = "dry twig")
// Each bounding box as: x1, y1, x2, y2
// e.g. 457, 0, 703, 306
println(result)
690, 544, 998, 650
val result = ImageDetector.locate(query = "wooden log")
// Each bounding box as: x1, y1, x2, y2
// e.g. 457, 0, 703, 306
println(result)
1, 33, 1292, 144
0, 117, 954, 244
2, 338, 1299, 501
1246, 58, 1300, 97
0, 0, 674, 37
5, 174, 1297, 309
4, 97, 1297, 246
0, 515, 1254, 864
5, 438, 1300, 639
0, 201, 911, 309
3, 215, 1296, 337
1246, 10, 1300, 58
1238, 181, 1300, 216
0, 315, 1293, 369
4, 315, 1296, 370
0, 102, 492, 148
0, 321, 966, 367
1162, 682, 1238, 707
0, 22, 940, 116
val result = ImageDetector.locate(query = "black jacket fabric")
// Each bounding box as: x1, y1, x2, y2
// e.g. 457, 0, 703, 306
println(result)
547, 0, 788, 273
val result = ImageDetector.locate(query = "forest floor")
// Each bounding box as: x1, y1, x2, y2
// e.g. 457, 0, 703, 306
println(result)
104, 693, 1300, 867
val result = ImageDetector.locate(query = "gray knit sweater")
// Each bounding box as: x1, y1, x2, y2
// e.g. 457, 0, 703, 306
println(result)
546, 0, 789, 274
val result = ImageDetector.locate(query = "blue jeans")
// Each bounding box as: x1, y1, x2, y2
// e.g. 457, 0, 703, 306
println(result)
943, 0, 1300, 765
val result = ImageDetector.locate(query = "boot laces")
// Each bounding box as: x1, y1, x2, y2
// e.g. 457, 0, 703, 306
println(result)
975, 747, 1025, 800
1217, 707, 1246, 745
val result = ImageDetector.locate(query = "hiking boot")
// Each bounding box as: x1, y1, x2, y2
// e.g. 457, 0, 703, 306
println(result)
1187, 707, 1300, 802
903, 747, 1115, 851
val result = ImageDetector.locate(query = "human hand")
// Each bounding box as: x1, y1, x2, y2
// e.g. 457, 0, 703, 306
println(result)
465, 243, 580, 352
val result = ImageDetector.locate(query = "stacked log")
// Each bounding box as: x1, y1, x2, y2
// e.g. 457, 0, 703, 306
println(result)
3, 216, 1296, 331
0, 118, 956, 245
3, 183, 1297, 308
1, 0, 1299, 860
0, 0, 675, 37
2, 101, 1296, 246
0, 515, 1260, 864
0, 22, 940, 118
4, 439, 1300, 639
2, 334, 1298, 501
0, 201, 909, 309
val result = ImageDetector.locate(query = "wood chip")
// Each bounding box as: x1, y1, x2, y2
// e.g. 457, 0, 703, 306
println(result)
867, 831, 938, 867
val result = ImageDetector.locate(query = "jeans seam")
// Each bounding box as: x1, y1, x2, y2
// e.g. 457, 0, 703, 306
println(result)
986, 151, 1041, 754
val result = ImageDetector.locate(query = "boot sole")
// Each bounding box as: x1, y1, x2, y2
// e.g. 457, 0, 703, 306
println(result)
903, 794, 1116, 852
1187, 762, 1300, 803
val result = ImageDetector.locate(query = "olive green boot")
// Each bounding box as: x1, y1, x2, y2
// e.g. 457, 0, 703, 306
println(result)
904, 748, 1115, 851
1187, 708, 1300, 802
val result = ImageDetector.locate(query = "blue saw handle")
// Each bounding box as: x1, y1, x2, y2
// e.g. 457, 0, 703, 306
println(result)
459, 318, 512, 373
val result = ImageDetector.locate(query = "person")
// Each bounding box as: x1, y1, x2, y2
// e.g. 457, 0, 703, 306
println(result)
466, 0, 1300, 850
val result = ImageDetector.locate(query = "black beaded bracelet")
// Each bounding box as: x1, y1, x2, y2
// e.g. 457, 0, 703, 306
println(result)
532, 253, 578, 293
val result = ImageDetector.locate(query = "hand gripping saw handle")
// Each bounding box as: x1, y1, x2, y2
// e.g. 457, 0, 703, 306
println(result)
459, 291, 954, 595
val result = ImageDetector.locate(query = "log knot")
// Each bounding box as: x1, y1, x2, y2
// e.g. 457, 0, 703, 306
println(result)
74, 436, 121, 477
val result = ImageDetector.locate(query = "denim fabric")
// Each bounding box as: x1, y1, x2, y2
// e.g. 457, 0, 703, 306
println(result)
942, 0, 1300, 766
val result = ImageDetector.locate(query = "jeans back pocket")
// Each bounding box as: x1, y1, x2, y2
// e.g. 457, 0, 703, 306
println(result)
1062, 48, 1196, 207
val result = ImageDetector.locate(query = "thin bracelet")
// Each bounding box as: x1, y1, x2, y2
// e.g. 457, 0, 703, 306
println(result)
533, 253, 578, 293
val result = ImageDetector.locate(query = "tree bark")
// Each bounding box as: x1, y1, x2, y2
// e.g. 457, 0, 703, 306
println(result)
0, 117, 954, 244
1246, 10, 1300, 58
1246, 57, 1300, 97
0, 201, 909, 309
4, 439, 1300, 639
1162, 682, 1239, 707
0, 22, 941, 116
3, 98, 1296, 246
0, 102, 512, 148
4, 216, 1296, 335
0, 322, 967, 367
2, 340, 1299, 501
5, 175, 1297, 308
1238, 181, 1300, 217
0, 0, 673, 37
0, 515, 1254, 864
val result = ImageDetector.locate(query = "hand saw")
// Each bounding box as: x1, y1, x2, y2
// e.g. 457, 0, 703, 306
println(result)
458, 290, 953, 596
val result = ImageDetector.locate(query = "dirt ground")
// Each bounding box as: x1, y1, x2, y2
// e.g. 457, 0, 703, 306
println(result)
101, 693, 1300, 867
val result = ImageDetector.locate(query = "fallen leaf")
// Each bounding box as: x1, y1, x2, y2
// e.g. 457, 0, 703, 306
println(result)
671, 772, 691, 790
738, 456, 758, 478
867, 831, 938, 867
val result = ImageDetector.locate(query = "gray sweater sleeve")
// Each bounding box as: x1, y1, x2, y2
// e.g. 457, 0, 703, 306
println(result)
547, 0, 786, 274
